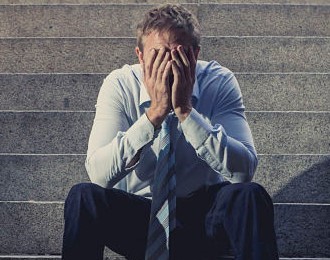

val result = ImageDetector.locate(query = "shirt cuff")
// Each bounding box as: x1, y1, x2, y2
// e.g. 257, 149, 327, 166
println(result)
125, 113, 156, 149
180, 108, 213, 148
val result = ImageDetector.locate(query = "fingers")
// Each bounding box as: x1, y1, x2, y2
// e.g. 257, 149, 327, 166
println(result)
159, 52, 171, 84
152, 48, 167, 80
144, 48, 157, 79
140, 52, 146, 83
177, 46, 189, 67
188, 46, 196, 80
171, 60, 181, 87
171, 48, 185, 79
171, 45, 196, 82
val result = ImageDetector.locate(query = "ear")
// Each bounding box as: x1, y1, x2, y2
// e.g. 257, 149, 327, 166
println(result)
135, 47, 144, 64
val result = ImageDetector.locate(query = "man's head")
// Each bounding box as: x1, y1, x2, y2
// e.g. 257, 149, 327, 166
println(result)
135, 4, 201, 62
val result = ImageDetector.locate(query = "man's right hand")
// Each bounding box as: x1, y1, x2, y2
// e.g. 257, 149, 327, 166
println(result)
143, 48, 172, 128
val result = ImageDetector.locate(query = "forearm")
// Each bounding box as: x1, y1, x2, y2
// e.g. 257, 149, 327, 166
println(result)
181, 109, 258, 183
85, 114, 156, 188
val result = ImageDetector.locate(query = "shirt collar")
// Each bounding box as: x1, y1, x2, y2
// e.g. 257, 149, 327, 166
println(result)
138, 64, 200, 107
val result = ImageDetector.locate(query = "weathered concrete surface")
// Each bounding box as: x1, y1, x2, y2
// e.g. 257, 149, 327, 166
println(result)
0, 112, 329, 154
0, 155, 88, 201
0, 257, 328, 260
0, 37, 329, 73
255, 155, 330, 203
247, 112, 330, 154
1, 4, 329, 37
1, 0, 330, 4
200, 0, 330, 3
1, 73, 329, 111
275, 204, 330, 258
0, 112, 93, 154
1, 0, 197, 3
0, 74, 104, 111
1, 155, 329, 203
200, 4, 330, 37
237, 73, 330, 111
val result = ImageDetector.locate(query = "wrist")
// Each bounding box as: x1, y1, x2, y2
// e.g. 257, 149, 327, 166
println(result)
146, 107, 168, 129
174, 106, 192, 122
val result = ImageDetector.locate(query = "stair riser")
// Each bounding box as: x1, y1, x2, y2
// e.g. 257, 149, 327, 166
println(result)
1, 38, 329, 73
1, 74, 329, 111
1, 5, 329, 37
1, 0, 330, 4
1, 112, 329, 154
1, 155, 329, 202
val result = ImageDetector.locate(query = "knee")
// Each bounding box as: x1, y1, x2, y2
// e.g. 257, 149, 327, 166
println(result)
66, 183, 94, 199
229, 182, 263, 193
65, 183, 100, 208
240, 182, 265, 194
238, 182, 274, 207
64, 183, 104, 220
227, 182, 272, 203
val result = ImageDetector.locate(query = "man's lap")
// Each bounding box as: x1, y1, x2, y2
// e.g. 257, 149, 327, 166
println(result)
67, 181, 271, 259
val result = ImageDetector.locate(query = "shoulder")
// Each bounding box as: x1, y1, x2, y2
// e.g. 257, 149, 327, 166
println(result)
197, 60, 234, 82
104, 64, 142, 86
196, 60, 238, 94
97, 64, 142, 103
196, 61, 244, 113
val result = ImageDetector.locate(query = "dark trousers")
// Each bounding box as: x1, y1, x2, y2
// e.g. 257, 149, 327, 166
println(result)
62, 182, 279, 260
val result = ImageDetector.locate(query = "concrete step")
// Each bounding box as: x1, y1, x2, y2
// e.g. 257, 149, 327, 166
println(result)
1, 257, 329, 260
247, 112, 330, 154
0, 37, 329, 73
1, 0, 330, 4
0, 257, 63, 260
1, 154, 329, 203
254, 155, 330, 203
0, 255, 125, 260
1, 202, 329, 257
0, 112, 329, 154
0, 256, 123, 260
1, 4, 329, 37
200, 0, 330, 3
1, 73, 329, 111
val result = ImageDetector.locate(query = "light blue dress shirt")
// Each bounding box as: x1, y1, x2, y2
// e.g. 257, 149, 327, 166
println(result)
85, 60, 258, 198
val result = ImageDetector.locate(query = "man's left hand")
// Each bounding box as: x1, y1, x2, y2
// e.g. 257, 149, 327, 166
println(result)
171, 45, 196, 122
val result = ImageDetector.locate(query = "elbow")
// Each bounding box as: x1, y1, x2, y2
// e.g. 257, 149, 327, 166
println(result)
85, 155, 108, 188
250, 152, 258, 178
85, 152, 125, 188
242, 150, 258, 182
227, 150, 258, 183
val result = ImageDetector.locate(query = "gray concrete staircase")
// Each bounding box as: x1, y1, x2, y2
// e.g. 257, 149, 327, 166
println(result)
0, 1, 329, 259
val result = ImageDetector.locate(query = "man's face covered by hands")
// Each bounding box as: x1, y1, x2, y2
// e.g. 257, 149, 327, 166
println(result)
135, 29, 200, 127
137, 29, 198, 88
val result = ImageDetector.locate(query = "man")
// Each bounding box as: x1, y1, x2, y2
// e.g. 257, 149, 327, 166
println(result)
62, 4, 279, 260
